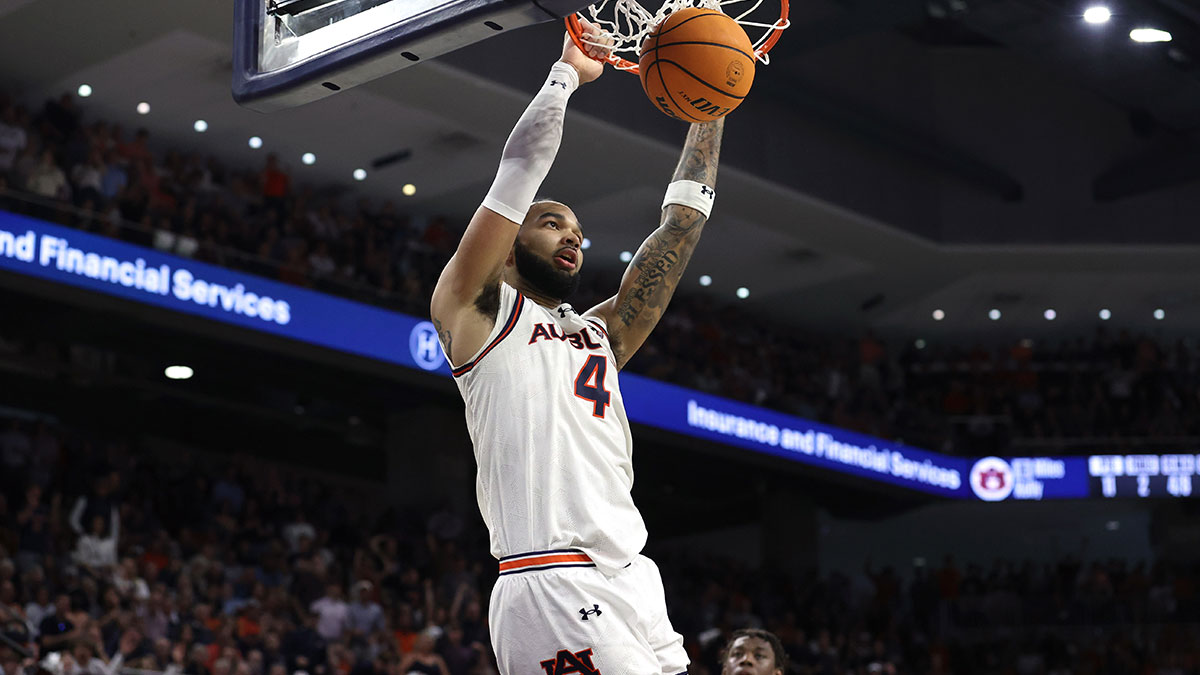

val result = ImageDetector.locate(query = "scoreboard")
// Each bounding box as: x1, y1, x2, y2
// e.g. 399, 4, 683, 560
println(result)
1088, 454, 1196, 499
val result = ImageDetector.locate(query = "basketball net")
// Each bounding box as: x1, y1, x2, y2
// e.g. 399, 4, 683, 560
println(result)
567, 0, 790, 74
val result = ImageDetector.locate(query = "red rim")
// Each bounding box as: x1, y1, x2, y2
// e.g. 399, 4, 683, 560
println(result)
564, 1, 789, 76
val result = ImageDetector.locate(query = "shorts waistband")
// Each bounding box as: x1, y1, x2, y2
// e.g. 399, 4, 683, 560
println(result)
498, 548, 596, 576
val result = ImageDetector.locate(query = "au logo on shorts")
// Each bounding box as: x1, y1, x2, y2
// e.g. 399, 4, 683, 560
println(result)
539, 648, 602, 675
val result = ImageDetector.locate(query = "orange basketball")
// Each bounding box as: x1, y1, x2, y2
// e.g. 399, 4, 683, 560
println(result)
638, 8, 756, 122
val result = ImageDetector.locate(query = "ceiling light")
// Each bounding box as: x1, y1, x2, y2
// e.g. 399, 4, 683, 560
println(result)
988, 309, 1001, 321
353, 168, 367, 181
164, 365, 194, 380
619, 250, 633, 262
932, 309, 945, 321
1044, 309, 1057, 320
248, 136, 263, 149
1130, 28, 1171, 42
136, 102, 151, 115
1083, 6, 1111, 24
193, 120, 208, 133
699, 275, 712, 287
1154, 308, 1165, 320
581, 238, 591, 250
1099, 308, 1111, 320
1106, 520, 1120, 531
77, 84, 92, 97
736, 287, 750, 299
915, 338, 926, 349
302, 152, 316, 165
402, 183, 416, 196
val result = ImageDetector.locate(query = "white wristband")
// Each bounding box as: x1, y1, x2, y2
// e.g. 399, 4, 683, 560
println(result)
661, 179, 716, 219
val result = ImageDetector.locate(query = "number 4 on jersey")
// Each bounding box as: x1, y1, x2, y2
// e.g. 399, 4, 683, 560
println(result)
574, 355, 611, 418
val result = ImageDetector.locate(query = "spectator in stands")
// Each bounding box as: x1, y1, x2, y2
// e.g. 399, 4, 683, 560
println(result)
0, 103, 27, 176
26, 149, 69, 202
15, 483, 54, 572
70, 150, 105, 208
39, 94, 80, 144
72, 508, 119, 573
259, 154, 289, 221
0, 421, 32, 495
38, 593, 80, 654
397, 631, 448, 675
117, 128, 152, 168
346, 581, 384, 641
309, 585, 348, 642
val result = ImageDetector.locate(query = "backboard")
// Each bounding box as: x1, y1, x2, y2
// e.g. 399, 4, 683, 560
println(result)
233, 0, 591, 112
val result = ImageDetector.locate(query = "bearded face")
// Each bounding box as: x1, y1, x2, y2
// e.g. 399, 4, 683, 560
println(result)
513, 237, 581, 300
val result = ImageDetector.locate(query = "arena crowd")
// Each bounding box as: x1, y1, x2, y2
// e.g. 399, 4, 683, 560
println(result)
1, 417, 1199, 675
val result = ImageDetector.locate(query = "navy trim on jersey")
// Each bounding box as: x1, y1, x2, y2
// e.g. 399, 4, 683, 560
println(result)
451, 293, 525, 377
585, 319, 608, 339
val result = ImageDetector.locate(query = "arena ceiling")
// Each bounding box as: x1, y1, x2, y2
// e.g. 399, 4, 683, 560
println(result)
1, 0, 1199, 340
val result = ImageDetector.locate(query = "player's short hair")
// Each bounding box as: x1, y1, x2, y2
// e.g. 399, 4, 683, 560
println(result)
720, 628, 789, 672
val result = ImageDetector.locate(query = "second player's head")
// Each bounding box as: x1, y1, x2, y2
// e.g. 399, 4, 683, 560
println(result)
720, 629, 788, 675
509, 199, 584, 302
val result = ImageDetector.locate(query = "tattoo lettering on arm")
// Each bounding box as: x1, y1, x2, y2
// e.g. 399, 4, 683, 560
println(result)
432, 317, 453, 358
608, 119, 723, 368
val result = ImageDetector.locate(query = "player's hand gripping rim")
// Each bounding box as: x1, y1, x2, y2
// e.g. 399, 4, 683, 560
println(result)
561, 18, 613, 84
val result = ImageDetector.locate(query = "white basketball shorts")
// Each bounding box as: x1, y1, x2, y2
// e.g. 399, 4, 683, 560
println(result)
489, 549, 689, 675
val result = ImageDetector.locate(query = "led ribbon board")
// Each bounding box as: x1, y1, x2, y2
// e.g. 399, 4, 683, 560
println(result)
1, 212, 1194, 501
0, 212, 452, 375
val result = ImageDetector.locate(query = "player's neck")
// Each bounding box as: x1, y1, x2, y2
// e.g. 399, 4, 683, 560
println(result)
506, 273, 563, 309
515, 283, 562, 309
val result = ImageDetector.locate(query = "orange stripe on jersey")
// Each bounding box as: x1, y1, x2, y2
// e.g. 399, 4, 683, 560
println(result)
452, 293, 525, 377
498, 552, 593, 572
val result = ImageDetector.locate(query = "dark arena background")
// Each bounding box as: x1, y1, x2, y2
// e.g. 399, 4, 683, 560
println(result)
2, 0, 1200, 673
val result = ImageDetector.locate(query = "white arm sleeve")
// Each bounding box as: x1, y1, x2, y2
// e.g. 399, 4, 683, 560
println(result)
481, 61, 579, 224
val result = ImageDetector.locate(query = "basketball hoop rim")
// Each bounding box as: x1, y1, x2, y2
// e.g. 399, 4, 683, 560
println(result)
565, 0, 789, 76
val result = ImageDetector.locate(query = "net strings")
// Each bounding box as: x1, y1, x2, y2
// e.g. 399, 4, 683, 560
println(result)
578, 0, 790, 68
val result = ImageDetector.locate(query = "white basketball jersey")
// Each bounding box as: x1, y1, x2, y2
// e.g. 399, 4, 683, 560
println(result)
449, 282, 647, 574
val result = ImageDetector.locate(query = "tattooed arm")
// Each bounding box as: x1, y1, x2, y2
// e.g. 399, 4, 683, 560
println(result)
585, 118, 724, 370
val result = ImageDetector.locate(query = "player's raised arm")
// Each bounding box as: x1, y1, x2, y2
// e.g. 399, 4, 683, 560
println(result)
586, 118, 724, 369
431, 28, 607, 367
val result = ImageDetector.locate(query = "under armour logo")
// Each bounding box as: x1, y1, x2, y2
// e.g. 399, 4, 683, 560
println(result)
700, 185, 714, 198
579, 605, 602, 621
558, 306, 575, 318
550, 80, 567, 89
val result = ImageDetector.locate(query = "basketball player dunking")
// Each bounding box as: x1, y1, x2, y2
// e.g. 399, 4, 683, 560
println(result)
430, 22, 723, 675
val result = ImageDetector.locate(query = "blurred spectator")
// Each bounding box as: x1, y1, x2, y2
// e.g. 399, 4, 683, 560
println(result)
310, 585, 348, 642
347, 582, 384, 639
73, 507, 119, 573
117, 128, 152, 167
260, 154, 289, 219
70, 150, 104, 207
26, 149, 69, 201
0, 104, 27, 174
397, 631, 449, 675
